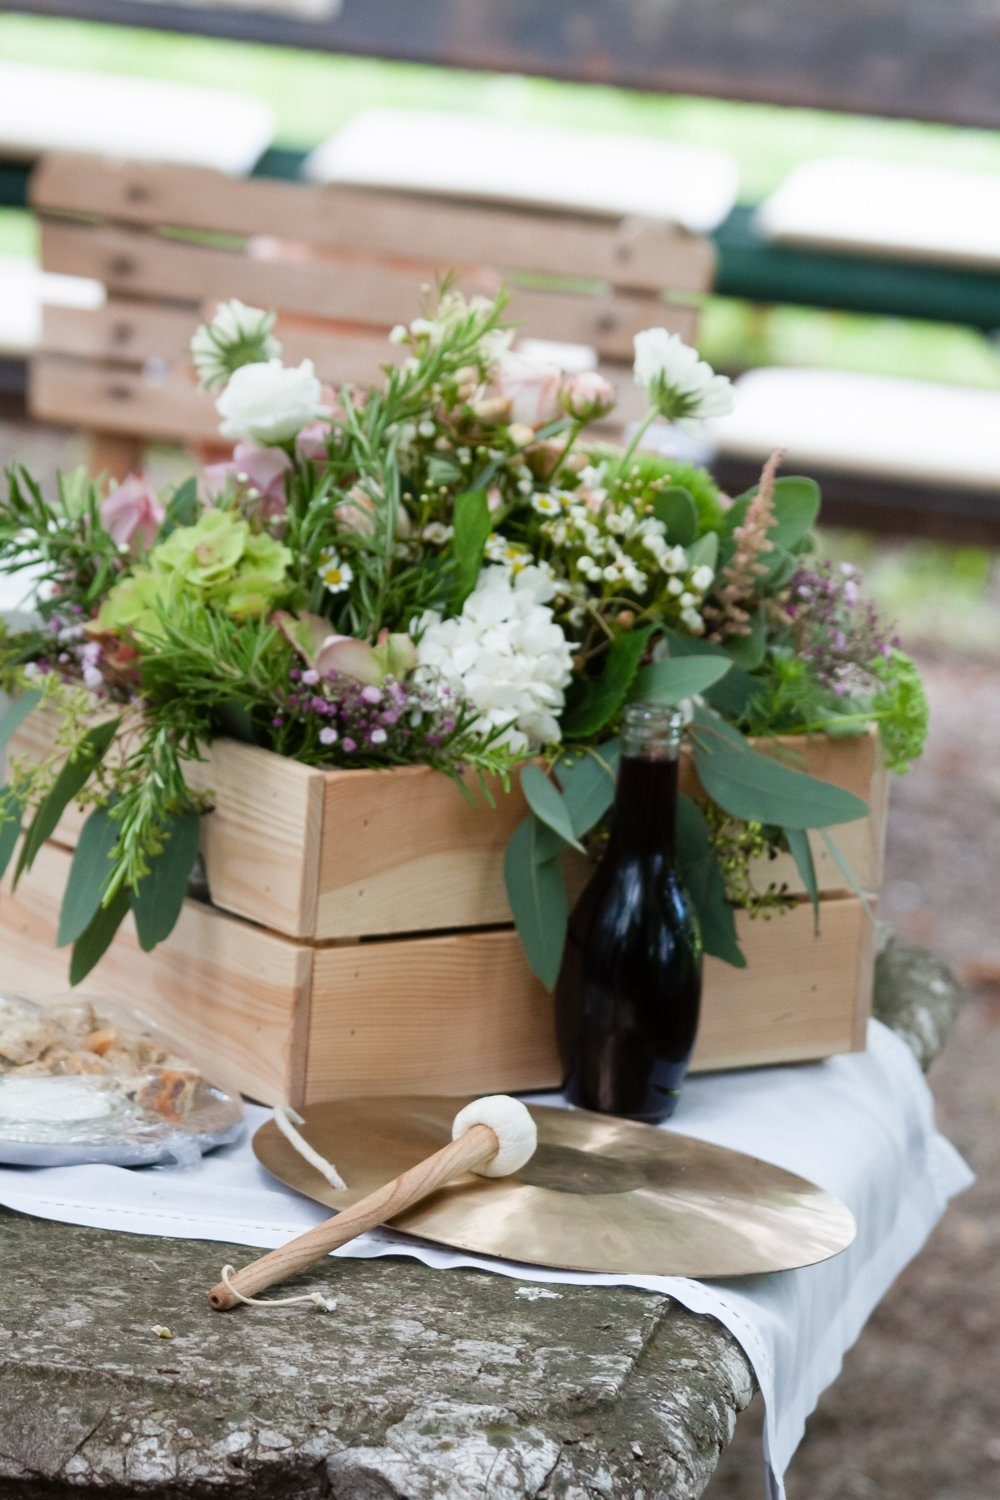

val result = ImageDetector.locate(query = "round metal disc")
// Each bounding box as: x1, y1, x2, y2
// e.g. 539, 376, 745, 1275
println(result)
254, 1096, 856, 1278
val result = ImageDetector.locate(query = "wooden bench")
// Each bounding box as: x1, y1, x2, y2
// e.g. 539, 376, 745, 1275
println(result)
27, 149, 715, 476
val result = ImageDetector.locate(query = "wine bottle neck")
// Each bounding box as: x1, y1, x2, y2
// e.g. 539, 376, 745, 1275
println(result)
608, 754, 678, 858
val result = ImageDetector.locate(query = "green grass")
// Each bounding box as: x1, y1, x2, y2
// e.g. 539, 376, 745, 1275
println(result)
5, 14, 1000, 194
2, 13, 999, 392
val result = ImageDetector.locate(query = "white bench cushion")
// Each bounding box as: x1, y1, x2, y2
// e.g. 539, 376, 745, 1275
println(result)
756, 157, 1000, 271
711, 368, 1000, 491
0, 257, 103, 357
0, 62, 274, 175
304, 108, 739, 233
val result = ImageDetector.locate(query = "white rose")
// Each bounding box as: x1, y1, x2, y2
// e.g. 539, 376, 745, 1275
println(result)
215, 359, 331, 445
492, 351, 564, 428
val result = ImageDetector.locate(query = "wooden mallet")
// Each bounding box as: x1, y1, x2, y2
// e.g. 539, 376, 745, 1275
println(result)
208, 1095, 538, 1310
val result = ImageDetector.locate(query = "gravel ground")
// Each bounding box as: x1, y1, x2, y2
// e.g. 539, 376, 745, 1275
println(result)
3, 420, 997, 1499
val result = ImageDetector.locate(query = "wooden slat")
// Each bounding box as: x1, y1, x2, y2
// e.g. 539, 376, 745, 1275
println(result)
38, 219, 690, 359
9, 708, 886, 940
0, 840, 313, 1106
305, 894, 871, 1101
307, 928, 560, 1102
30, 354, 219, 442
185, 741, 326, 942
39, 303, 650, 425
31, 153, 715, 294
42, 302, 402, 389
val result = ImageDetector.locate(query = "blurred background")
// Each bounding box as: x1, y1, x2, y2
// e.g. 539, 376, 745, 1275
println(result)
0, 4, 997, 1495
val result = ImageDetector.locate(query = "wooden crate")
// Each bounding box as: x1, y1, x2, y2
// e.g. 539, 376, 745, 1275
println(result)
1, 714, 885, 1105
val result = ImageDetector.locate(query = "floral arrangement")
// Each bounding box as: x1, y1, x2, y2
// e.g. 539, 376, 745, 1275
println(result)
0, 288, 927, 987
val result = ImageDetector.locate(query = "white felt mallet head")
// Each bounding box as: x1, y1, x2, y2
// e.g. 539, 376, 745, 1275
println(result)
451, 1095, 538, 1178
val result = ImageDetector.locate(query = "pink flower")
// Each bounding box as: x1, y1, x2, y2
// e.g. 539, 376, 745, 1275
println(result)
560, 370, 615, 421
100, 474, 165, 552
204, 441, 291, 518
492, 350, 563, 427
296, 420, 333, 465
334, 485, 412, 540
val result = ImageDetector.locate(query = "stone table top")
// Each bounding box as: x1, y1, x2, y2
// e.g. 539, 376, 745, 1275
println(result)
0, 934, 961, 1499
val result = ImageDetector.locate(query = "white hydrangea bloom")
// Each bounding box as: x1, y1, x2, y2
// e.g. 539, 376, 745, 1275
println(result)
632, 329, 734, 436
191, 300, 280, 391
415, 566, 574, 753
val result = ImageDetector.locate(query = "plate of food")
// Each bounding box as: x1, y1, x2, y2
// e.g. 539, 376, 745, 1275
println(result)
0, 994, 244, 1166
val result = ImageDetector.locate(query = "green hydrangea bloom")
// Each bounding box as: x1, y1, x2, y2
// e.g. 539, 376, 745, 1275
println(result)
98, 508, 293, 634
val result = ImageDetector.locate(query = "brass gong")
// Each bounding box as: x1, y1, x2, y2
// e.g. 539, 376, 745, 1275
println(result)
254, 1096, 856, 1278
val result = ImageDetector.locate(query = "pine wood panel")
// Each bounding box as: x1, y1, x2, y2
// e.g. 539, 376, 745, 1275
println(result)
305, 894, 871, 1102
307, 928, 559, 1102
31, 355, 220, 442
0, 839, 872, 1105
8, 710, 886, 941
39, 305, 649, 427
31, 153, 716, 293
38, 219, 691, 361
0, 840, 312, 1105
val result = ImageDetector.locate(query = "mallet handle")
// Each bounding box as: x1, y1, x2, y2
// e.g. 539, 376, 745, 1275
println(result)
209, 1122, 498, 1309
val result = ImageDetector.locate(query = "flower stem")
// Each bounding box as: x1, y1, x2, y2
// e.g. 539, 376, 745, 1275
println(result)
617, 408, 657, 473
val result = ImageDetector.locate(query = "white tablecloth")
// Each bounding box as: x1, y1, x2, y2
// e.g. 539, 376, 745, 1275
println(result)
0, 1020, 971, 1499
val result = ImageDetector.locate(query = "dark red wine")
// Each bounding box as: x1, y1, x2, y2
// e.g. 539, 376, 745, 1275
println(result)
555, 704, 702, 1123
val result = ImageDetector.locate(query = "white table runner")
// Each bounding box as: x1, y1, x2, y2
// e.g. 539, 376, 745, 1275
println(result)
0, 1019, 971, 1500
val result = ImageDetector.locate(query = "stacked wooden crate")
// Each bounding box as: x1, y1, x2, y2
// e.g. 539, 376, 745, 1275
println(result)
0, 707, 884, 1106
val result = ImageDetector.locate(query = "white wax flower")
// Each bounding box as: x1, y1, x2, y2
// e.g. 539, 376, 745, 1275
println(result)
191, 299, 280, 391
215, 359, 332, 445
415, 566, 574, 754
632, 329, 734, 436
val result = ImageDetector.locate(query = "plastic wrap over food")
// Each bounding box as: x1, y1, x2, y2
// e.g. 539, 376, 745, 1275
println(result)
0, 994, 244, 1166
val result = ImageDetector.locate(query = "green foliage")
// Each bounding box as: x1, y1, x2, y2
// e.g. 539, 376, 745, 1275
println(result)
519, 764, 584, 853
725, 476, 820, 552
130, 808, 202, 952
675, 794, 745, 967
631, 654, 732, 704
603, 450, 726, 535
450, 490, 492, 609
58, 805, 121, 947
692, 736, 869, 830
868, 649, 930, 773
503, 816, 568, 990
561, 626, 653, 739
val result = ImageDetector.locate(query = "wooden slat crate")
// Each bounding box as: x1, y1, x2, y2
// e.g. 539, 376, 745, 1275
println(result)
1, 711, 884, 1105
27, 152, 712, 473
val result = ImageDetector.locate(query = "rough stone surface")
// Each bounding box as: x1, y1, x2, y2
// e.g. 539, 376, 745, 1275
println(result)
0, 940, 960, 1499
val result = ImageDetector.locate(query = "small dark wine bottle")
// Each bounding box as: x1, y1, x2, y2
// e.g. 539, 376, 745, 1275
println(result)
555, 701, 702, 1123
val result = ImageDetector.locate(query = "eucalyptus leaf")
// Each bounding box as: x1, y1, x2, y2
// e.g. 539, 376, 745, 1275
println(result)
156, 476, 199, 541
685, 533, 719, 573
451, 490, 492, 609
0, 689, 41, 758
555, 739, 620, 837
13, 716, 121, 886
726, 476, 820, 552
676, 793, 745, 967
503, 817, 568, 990
632, 654, 731, 705
0, 788, 24, 880
58, 804, 120, 947
654, 629, 756, 716
520, 765, 584, 854
692, 742, 869, 830
561, 626, 653, 740
819, 829, 876, 922
784, 826, 819, 931
69, 884, 130, 986
651, 487, 697, 546
130, 807, 202, 952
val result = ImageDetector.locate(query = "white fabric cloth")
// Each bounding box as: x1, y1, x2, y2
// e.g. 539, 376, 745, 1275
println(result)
0, 1019, 970, 1499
